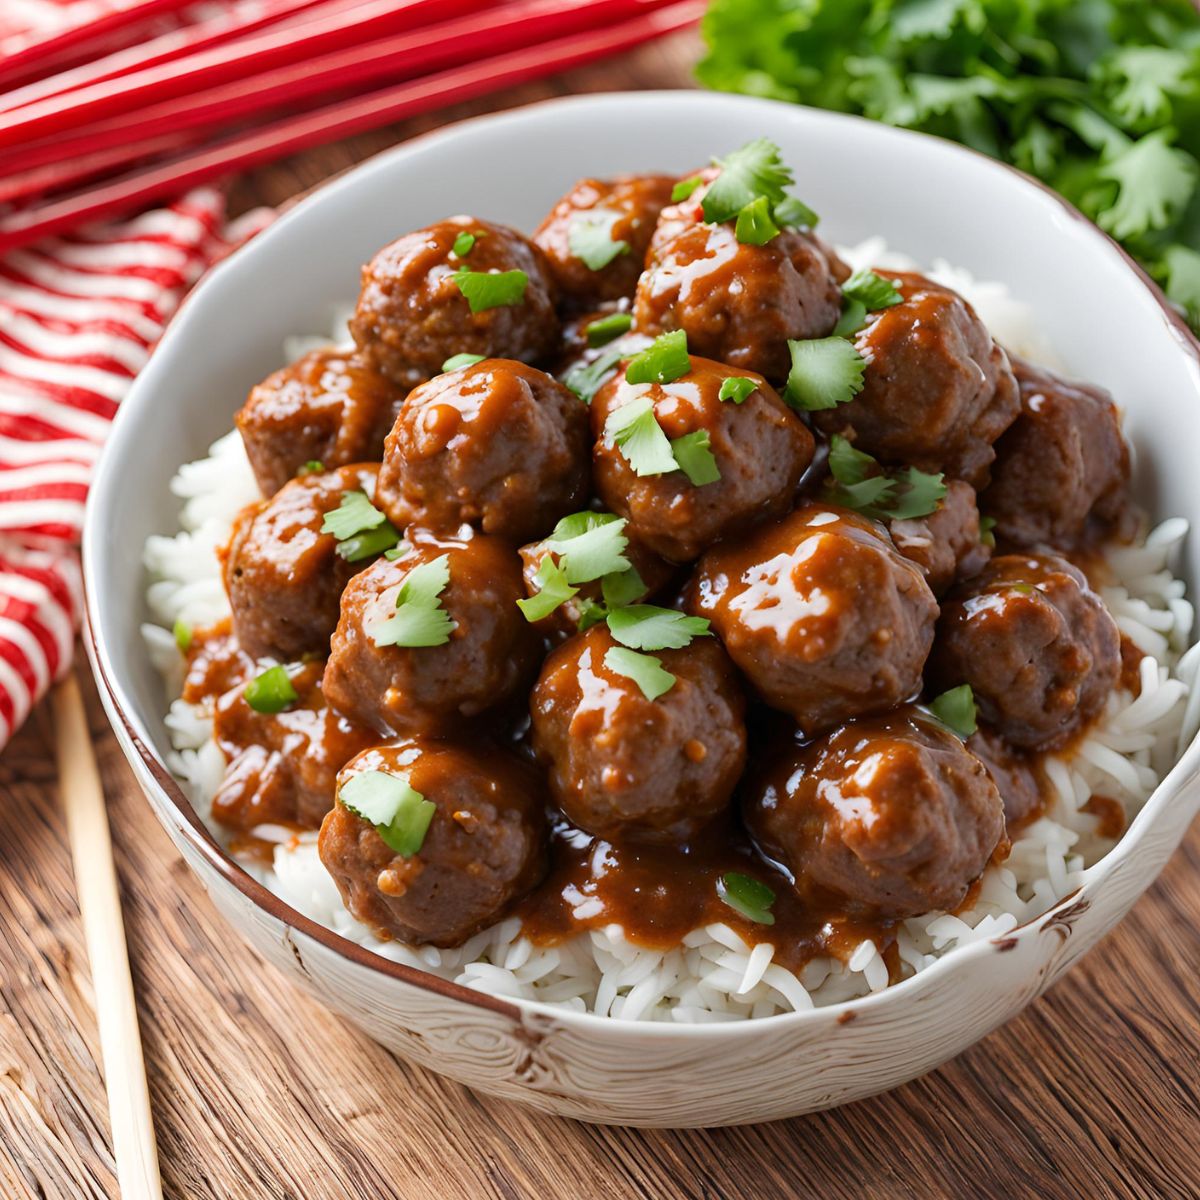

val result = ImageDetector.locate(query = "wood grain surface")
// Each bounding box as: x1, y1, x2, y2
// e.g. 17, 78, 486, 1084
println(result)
3, 29, 1199, 1200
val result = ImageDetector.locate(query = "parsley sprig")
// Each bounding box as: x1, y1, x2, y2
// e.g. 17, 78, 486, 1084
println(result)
824, 435, 947, 522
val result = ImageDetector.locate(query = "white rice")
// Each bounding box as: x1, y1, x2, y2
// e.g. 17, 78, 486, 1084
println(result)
141, 247, 1200, 1022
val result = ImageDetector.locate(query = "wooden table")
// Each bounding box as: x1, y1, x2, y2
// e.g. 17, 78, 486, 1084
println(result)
4, 30, 1199, 1200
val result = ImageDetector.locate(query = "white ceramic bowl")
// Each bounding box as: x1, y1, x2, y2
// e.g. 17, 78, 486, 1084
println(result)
85, 91, 1200, 1128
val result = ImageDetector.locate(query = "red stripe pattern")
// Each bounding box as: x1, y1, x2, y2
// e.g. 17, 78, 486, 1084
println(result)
0, 111, 272, 745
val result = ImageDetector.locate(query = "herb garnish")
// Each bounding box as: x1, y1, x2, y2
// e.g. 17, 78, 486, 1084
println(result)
339, 770, 435, 857
321, 490, 400, 561
563, 337, 637, 403
671, 175, 704, 202
624, 329, 691, 386
585, 312, 633, 347
825, 435, 947, 521
928, 684, 978, 740
842, 268, 903, 312
451, 268, 528, 313
442, 352, 486, 372
173, 617, 192, 653
542, 512, 632, 583
717, 872, 776, 925
604, 395, 678, 477
298, 460, 324, 476
670, 430, 721, 486
517, 556, 579, 622
606, 604, 710, 651
244, 665, 298, 714
700, 138, 820, 244
603, 646, 676, 701
568, 213, 630, 271
784, 337, 867, 411
451, 231, 476, 258
718, 375, 757, 405
979, 515, 997, 548
371, 554, 457, 648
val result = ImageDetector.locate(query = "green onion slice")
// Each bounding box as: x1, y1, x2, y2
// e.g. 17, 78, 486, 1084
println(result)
717, 872, 777, 925
442, 352, 486, 372
928, 684, 978, 740
718, 375, 757, 404
585, 312, 633, 347
244, 665, 298, 714
624, 329, 690, 386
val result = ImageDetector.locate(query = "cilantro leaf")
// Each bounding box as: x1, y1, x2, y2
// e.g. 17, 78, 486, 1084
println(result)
624, 330, 691, 385
517, 554, 578, 622
322, 491, 387, 541
336, 520, 401, 563
775, 195, 819, 229
371, 554, 456, 648
1101, 47, 1195, 130
670, 430, 721, 486
568, 213, 630, 271
833, 298, 868, 338
585, 312, 633, 346
442, 353, 485, 372
718, 375, 757, 404
887, 467, 948, 520
563, 340, 633, 403
827, 433, 876, 486
339, 770, 435, 857
600, 566, 646, 609
784, 337, 867, 411
842, 267, 903, 311
543, 511, 631, 583
734, 195, 781, 245
605, 395, 678, 476
825, 435, 946, 520
1098, 129, 1198, 239
672, 175, 704, 202
451, 231, 476, 257
702, 137, 794, 223
928, 684, 978, 740
451, 268, 528, 313
603, 646, 676, 700
606, 604, 710, 651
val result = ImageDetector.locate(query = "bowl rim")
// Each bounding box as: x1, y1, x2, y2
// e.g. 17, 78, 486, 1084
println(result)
84, 89, 1200, 1037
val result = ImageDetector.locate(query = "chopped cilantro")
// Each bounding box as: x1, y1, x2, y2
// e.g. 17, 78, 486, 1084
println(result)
585, 312, 633, 347
624, 330, 691, 386
339, 770, 435, 857
603, 646, 676, 701
600, 566, 646, 610
568, 214, 630, 271
774, 194, 819, 229
979, 515, 997, 549
842, 268, 903, 311
172, 617, 192, 653
563, 339, 635, 403
887, 467, 948, 521
784, 337, 866, 411
371, 554, 456, 648
825, 435, 946, 521
928, 684, 978, 740
833, 298, 868, 339
451, 231, 476, 257
672, 175, 704, 202
734, 195, 780, 245
670, 430, 721, 486
298, 460, 323, 476
451, 268, 527, 313
336, 520, 401, 563
716, 872, 776, 925
244, 665, 298, 714
701, 137, 794, 223
606, 604, 710, 651
718, 375, 757, 404
321, 491, 388, 541
442, 353, 486, 372
543, 511, 631, 584
517, 555, 578, 622
605, 395, 678, 477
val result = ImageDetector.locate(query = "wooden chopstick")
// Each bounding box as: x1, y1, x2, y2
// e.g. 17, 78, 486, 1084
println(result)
0, 0, 702, 252
3, 0, 657, 194
0, 0, 488, 148
52, 672, 164, 1200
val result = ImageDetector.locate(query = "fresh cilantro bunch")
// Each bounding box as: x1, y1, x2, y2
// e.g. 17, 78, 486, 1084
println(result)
697, 0, 1200, 330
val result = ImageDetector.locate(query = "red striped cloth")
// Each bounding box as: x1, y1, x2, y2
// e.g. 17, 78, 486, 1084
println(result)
0, 186, 272, 746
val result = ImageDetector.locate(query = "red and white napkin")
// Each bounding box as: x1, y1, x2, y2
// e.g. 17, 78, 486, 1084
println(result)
0, 165, 270, 746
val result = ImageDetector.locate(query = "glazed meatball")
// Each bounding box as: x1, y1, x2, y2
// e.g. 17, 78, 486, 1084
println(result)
812, 272, 1020, 487
374, 359, 589, 542
322, 527, 538, 737
350, 217, 559, 388
533, 174, 675, 309
930, 553, 1120, 749
518, 519, 675, 638
686, 502, 938, 735
529, 626, 746, 842
236, 348, 403, 498
211, 661, 374, 832
967, 725, 1047, 832
745, 707, 1005, 919
223, 464, 379, 660
319, 740, 548, 946
888, 479, 991, 596
635, 200, 843, 380
591, 357, 814, 562
981, 357, 1131, 550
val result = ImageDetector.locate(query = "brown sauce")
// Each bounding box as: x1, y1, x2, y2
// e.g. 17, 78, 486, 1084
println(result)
515, 813, 898, 974
182, 618, 256, 704
1119, 634, 1146, 697
1082, 794, 1126, 840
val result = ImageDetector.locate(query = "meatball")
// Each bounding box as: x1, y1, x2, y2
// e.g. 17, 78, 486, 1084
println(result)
319, 740, 548, 946
322, 527, 538, 737
685, 502, 937, 735
888, 479, 991, 596
930, 553, 1120, 749
967, 725, 1047, 832
745, 707, 1005, 919
374, 359, 589, 542
518, 519, 675, 638
981, 357, 1131, 550
236, 348, 403, 498
211, 661, 374, 832
533, 174, 675, 309
223, 463, 379, 660
350, 217, 559, 389
591, 357, 814, 562
635, 213, 843, 380
812, 272, 1019, 487
529, 626, 746, 842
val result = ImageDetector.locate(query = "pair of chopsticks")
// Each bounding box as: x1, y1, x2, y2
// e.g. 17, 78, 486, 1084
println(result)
0, 0, 702, 253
